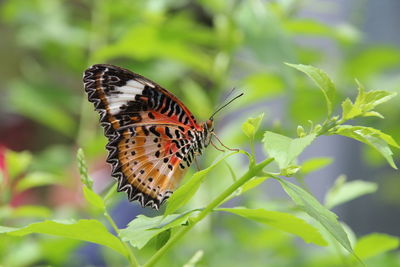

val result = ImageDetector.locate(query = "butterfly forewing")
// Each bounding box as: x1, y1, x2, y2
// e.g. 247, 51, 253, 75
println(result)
83, 64, 204, 209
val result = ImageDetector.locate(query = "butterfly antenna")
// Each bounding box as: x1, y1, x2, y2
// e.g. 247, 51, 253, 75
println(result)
210, 93, 244, 119
210, 88, 236, 117
224, 87, 237, 103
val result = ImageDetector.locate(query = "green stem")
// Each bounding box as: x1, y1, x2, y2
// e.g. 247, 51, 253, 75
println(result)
104, 210, 140, 267
224, 161, 237, 182
143, 157, 274, 267
103, 182, 118, 202
249, 138, 257, 168
250, 138, 255, 159
316, 118, 340, 137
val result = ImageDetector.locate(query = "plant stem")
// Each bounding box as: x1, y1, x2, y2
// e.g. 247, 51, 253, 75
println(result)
104, 210, 140, 267
250, 138, 255, 157
103, 182, 118, 202
143, 157, 274, 267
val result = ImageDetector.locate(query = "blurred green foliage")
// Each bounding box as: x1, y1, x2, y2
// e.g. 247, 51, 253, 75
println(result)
0, 0, 399, 266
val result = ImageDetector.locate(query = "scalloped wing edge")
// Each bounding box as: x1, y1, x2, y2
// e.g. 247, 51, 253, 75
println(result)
83, 65, 170, 210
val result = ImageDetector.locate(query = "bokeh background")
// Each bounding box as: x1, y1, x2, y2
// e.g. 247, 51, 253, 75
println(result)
0, 0, 399, 266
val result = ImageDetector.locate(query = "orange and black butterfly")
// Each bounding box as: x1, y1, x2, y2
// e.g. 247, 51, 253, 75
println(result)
83, 64, 241, 209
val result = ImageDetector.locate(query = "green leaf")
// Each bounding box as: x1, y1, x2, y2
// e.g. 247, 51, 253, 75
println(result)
219, 207, 327, 246
280, 165, 301, 176
341, 98, 355, 119
76, 148, 93, 188
286, 63, 336, 117
276, 178, 353, 254
325, 175, 377, 209
120, 210, 198, 249
357, 83, 397, 107
362, 111, 384, 119
151, 229, 171, 250
242, 113, 265, 139
15, 172, 60, 192
332, 125, 399, 169
5, 150, 32, 179
241, 177, 269, 194
82, 185, 105, 212
341, 80, 397, 121
354, 233, 399, 260
165, 151, 239, 215
0, 220, 128, 257
263, 132, 316, 170
301, 157, 333, 174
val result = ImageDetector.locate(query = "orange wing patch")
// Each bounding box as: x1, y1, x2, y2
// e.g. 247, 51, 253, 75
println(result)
115, 125, 189, 208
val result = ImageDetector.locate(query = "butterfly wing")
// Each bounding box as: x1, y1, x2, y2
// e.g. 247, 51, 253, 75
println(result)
83, 64, 201, 209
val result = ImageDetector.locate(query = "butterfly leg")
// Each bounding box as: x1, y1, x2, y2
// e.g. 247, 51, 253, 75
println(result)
210, 139, 226, 152
211, 132, 239, 152
194, 154, 201, 171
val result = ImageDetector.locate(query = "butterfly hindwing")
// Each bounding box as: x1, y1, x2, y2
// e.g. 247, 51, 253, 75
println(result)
115, 125, 190, 208
83, 64, 201, 209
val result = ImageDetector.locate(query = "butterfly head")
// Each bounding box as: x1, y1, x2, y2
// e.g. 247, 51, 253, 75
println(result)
203, 93, 243, 147
206, 118, 214, 131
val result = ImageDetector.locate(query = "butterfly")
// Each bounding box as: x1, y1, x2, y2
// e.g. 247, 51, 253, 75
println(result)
83, 64, 241, 209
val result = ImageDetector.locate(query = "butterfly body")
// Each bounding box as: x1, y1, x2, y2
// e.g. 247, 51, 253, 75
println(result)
83, 64, 213, 209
